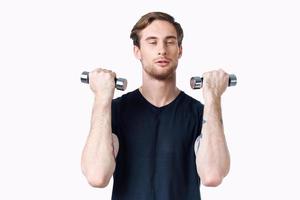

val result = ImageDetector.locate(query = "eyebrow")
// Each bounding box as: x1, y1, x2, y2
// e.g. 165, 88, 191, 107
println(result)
165, 36, 177, 40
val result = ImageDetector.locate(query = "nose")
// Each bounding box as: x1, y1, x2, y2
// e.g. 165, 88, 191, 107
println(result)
158, 51, 166, 56
158, 43, 167, 56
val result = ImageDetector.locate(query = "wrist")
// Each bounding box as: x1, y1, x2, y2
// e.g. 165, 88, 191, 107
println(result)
94, 95, 112, 107
204, 92, 221, 104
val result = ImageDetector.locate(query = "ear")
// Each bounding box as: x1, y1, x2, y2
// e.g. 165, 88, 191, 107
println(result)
133, 45, 142, 60
178, 46, 183, 59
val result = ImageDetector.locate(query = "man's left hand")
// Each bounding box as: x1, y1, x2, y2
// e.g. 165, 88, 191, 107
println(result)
202, 69, 229, 102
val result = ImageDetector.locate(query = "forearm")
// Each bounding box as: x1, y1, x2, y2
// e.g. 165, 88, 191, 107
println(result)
196, 97, 230, 185
81, 97, 116, 187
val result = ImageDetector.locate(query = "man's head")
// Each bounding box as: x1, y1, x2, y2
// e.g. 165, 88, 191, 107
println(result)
130, 12, 184, 80
130, 12, 184, 48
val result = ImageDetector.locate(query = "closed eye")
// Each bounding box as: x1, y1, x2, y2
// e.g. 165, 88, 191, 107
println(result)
166, 40, 176, 45
145, 37, 158, 45
149, 41, 157, 45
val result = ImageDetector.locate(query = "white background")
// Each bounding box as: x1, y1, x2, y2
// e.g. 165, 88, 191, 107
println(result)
0, 0, 299, 199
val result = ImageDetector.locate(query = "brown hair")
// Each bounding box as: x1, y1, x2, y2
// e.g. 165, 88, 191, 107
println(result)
130, 12, 184, 48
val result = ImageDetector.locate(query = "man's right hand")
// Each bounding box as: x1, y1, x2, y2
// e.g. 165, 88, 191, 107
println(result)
89, 68, 116, 102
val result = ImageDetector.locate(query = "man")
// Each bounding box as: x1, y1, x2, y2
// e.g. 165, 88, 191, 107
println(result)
81, 12, 230, 200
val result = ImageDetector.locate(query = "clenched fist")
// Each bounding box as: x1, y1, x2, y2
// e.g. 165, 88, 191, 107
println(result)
202, 69, 229, 101
89, 68, 116, 101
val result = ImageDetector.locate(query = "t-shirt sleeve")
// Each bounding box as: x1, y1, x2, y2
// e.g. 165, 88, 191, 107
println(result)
111, 97, 121, 136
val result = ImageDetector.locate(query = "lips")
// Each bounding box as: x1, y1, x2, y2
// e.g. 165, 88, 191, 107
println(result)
155, 58, 170, 66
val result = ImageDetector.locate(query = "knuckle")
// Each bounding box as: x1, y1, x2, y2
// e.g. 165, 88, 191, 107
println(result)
95, 68, 102, 72
202, 71, 209, 77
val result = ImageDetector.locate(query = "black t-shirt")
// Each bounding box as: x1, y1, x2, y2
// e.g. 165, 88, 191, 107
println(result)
111, 89, 204, 200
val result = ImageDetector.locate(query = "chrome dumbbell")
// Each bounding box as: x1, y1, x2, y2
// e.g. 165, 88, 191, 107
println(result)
80, 71, 127, 91
190, 74, 237, 89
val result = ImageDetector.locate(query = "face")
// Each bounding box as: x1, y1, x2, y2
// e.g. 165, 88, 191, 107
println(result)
134, 20, 182, 80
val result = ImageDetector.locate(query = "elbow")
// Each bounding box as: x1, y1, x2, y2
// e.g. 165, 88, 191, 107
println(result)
197, 160, 230, 187
88, 177, 110, 188
85, 172, 110, 188
201, 174, 223, 187
81, 166, 111, 188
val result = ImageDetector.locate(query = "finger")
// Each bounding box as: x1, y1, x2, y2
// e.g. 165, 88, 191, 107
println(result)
218, 68, 225, 73
102, 69, 108, 73
95, 68, 103, 73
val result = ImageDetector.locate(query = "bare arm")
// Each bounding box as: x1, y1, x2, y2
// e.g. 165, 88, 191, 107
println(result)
81, 68, 119, 188
195, 69, 231, 187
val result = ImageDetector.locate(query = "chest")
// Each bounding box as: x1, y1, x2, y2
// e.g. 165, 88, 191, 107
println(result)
119, 107, 199, 158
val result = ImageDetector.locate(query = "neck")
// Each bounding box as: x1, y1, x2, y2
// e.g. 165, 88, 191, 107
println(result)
139, 72, 180, 108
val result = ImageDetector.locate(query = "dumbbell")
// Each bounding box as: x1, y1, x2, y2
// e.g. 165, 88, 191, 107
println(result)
190, 74, 237, 89
80, 71, 127, 91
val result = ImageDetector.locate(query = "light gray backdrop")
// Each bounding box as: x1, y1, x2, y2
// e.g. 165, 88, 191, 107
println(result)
0, 0, 299, 199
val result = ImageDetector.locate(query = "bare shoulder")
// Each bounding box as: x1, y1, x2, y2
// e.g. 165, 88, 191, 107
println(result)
194, 135, 201, 155
112, 133, 119, 158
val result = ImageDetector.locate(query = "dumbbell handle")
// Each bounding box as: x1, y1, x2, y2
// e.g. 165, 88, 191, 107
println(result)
190, 74, 237, 89
80, 71, 127, 91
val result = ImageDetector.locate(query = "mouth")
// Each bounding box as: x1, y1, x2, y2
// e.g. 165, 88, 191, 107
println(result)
155, 58, 171, 67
